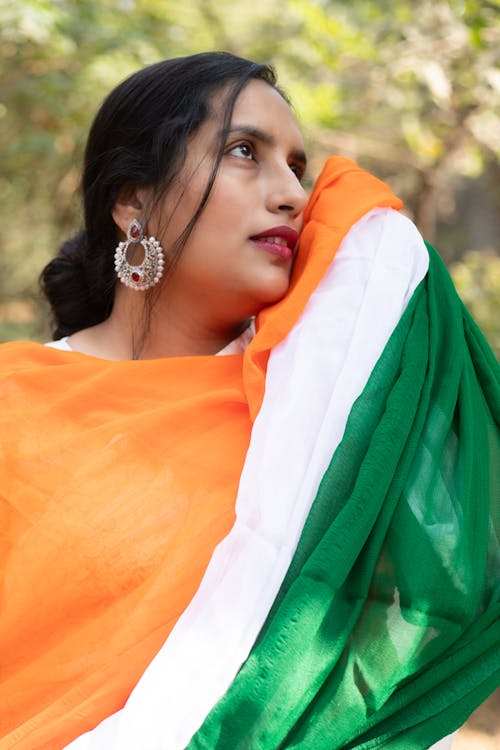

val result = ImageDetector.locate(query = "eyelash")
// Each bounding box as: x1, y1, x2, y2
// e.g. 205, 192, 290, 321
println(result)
226, 141, 305, 182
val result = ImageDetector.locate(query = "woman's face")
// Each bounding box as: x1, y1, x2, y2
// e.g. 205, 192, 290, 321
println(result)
151, 79, 308, 329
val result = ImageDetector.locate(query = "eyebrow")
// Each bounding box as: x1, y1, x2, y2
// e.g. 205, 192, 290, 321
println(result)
223, 124, 307, 167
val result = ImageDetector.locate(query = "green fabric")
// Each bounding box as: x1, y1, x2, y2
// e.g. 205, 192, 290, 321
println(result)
186, 245, 500, 750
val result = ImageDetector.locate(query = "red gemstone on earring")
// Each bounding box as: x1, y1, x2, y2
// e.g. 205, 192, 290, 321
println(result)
130, 224, 141, 240
131, 271, 141, 283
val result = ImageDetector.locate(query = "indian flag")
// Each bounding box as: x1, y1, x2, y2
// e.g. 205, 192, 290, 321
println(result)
65, 161, 499, 750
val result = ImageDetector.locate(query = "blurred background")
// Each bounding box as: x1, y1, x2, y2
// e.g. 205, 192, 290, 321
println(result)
0, 0, 498, 743
1, 0, 500, 353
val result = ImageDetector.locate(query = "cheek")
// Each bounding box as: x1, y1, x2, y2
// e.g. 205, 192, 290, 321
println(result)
191, 191, 244, 252
203, 172, 251, 227
156, 173, 212, 246
159, 172, 251, 279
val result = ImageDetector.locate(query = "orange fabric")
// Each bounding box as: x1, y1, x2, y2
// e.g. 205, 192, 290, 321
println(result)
0, 349, 250, 749
0, 157, 401, 749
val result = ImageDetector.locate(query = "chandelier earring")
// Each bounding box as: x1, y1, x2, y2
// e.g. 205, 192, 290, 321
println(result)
114, 219, 165, 290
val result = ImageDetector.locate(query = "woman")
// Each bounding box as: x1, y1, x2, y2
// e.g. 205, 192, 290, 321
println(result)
0, 53, 498, 750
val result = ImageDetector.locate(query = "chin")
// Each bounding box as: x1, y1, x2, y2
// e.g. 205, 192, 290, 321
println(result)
250, 280, 291, 314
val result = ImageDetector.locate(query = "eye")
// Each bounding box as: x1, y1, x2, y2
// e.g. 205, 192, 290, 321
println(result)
227, 142, 254, 160
289, 162, 305, 182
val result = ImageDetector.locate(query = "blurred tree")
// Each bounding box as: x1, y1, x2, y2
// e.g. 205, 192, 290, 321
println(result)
0, 0, 499, 349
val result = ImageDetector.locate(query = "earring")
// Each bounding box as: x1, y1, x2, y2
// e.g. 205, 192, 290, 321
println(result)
114, 219, 165, 290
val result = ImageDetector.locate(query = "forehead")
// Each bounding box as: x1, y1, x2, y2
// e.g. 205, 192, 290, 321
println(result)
229, 79, 304, 147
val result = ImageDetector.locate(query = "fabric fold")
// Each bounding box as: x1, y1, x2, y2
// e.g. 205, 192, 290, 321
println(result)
1, 157, 497, 750
187, 244, 499, 749
63, 204, 431, 749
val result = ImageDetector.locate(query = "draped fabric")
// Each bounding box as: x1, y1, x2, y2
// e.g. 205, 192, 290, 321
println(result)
0, 157, 498, 750
0, 351, 251, 749
64, 205, 431, 749
187, 243, 500, 749
1, 158, 399, 750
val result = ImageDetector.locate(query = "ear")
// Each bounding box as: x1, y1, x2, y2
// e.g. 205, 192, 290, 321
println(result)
111, 185, 152, 237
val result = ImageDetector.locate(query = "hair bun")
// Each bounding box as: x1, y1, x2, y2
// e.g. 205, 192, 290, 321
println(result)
40, 231, 109, 339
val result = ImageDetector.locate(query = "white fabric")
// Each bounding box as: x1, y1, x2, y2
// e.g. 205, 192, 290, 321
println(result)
46, 335, 72, 350
65, 208, 435, 749
429, 736, 455, 750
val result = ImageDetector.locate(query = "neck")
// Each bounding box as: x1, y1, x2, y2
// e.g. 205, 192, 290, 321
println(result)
68, 284, 250, 360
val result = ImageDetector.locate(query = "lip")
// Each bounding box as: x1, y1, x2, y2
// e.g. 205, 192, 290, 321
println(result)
250, 225, 299, 261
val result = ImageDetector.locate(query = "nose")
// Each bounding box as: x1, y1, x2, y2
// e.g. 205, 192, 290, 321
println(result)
266, 164, 308, 219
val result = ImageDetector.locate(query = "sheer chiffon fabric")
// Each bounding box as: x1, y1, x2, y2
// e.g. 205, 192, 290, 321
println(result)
64, 210, 454, 749
3, 158, 493, 749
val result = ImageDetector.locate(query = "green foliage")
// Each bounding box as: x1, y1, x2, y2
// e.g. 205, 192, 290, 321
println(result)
0, 0, 499, 347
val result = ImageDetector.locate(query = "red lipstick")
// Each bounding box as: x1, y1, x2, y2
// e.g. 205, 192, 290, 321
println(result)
250, 225, 299, 261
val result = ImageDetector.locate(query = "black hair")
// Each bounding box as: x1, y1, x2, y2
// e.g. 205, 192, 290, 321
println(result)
40, 52, 281, 339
